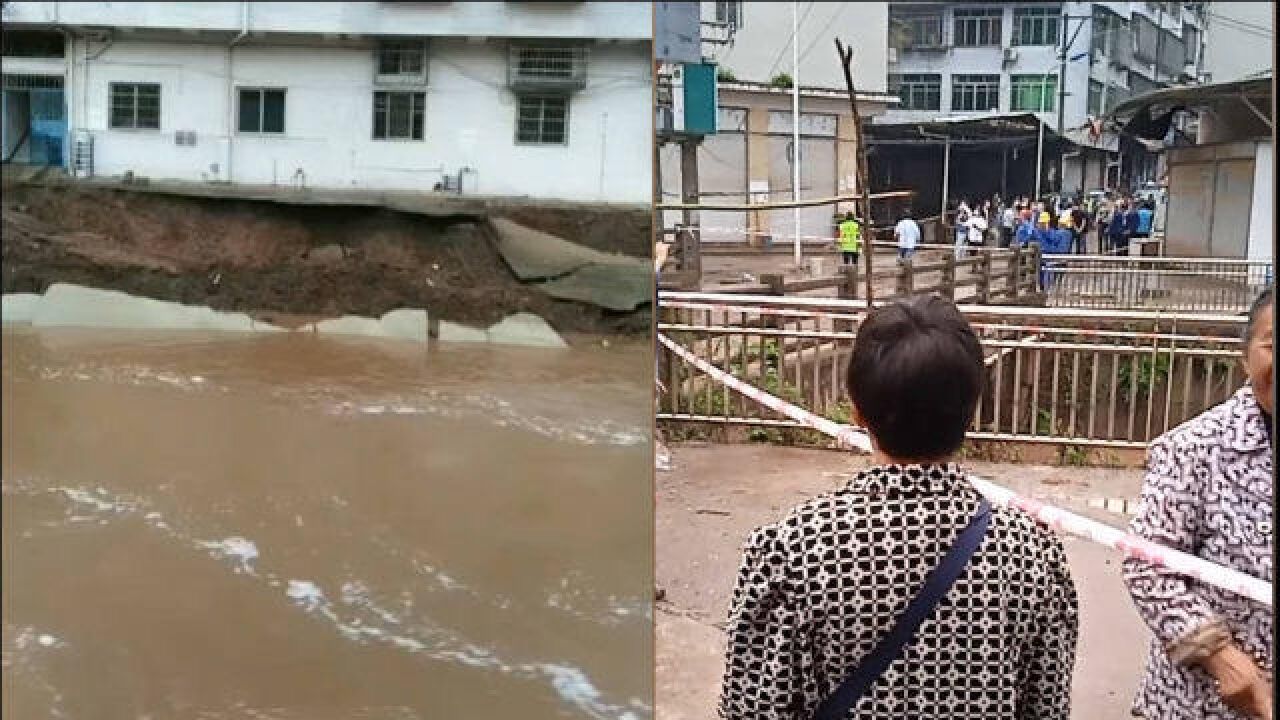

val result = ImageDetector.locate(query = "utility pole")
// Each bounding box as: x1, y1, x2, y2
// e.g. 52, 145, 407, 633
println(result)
791, 0, 802, 268
1057, 13, 1089, 193
679, 137, 702, 287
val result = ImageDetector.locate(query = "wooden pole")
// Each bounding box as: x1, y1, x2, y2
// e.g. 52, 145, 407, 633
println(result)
835, 38, 874, 306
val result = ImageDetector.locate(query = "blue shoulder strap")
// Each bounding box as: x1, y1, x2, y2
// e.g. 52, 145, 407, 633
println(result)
812, 498, 992, 720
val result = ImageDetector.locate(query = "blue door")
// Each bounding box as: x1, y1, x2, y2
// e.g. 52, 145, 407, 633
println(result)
29, 88, 65, 167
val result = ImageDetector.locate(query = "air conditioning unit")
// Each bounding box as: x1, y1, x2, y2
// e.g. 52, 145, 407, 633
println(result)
1002, 47, 1018, 65
887, 47, 898, 64
508, 45, 588, 92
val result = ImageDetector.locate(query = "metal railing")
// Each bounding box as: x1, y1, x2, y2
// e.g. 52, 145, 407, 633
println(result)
657, 292, 1246, 449
1042, 255, 1273, 313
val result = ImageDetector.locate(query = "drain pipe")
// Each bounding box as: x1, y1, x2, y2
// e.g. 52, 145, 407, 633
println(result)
225, 1, 249, 184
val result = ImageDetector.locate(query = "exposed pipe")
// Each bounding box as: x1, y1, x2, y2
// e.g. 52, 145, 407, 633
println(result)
225, 0, 249, 184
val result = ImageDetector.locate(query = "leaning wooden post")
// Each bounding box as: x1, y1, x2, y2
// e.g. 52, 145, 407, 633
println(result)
835, 38, 874, 307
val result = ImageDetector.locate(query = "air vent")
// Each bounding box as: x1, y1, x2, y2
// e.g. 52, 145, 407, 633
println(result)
175, 130, 198, 146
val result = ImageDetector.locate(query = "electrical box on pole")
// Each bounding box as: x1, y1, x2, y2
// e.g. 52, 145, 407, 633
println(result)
671, 62, 718, 136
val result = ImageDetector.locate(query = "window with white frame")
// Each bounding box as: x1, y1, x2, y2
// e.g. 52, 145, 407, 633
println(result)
515, 95, 568, 145
888, 73, 941, 111
109, 82, 160, 129
238, 88, 285, 134
952, 7, 1003, 47
377, 40, 427, 82
372, 91, 425, 140
714, 1, 743, 29
1012, 5, 1061, 46
1010, 74, 1057, 111
890, 9, 944, 48
951, 74, 1000, 111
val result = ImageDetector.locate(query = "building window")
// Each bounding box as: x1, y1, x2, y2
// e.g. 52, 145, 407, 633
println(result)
515, 95, 568, 145
1105, 82, 1128, 112
109, 83, 160, 130
952, 7, 1003, 47
1087, 79, 1104, 116
1012, 5, 1061, 46
372, 91, 425, 140
237, 88, 285, 134
890, 9, 944, 49
377, 40, 427, 81
0, 30, 65, 58
888, 73, 941, 111
951, 74, 1001, 111
1010, 74, 1056, 111
714, 1, 743, 29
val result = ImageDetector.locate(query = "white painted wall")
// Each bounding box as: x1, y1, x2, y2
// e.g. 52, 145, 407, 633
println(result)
701, 1, 887, 92
1202, 1, 1274, 83
1246, 140, 1272, 263
64, 35, 651, 201
4, 1, 651, 40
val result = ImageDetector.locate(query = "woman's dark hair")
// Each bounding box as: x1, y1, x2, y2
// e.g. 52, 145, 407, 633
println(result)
846, 295, 985, 460
1244, 284, 1274, 343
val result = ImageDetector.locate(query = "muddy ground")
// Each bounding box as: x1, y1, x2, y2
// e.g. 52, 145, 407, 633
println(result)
656, 443, 1152, 720
1, 181, 651, 335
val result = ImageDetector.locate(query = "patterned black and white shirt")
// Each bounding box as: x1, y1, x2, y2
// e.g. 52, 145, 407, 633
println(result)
1123, 384, 1274, 720
718, 463, 1079, 720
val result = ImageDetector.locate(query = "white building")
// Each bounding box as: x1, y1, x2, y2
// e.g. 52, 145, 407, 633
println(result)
656, 3, 893, 248
1201, 1, 1274, 84
700, 1, 888, 93
882, 2, 1210, 193
1, 1, 652, 203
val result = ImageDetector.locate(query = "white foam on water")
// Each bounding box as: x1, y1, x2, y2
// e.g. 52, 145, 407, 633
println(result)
285, 580, 326, 611
200, 537, 260, 574
21, 480, 650, 720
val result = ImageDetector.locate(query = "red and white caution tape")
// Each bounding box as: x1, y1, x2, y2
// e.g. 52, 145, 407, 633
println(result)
657, 332, 1273, 607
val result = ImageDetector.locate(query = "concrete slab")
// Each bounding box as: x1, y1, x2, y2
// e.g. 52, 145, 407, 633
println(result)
438, 321, 489, 344
490, 217, 637, 280
31, 283, 258, 332
310, 315, 386, 337
539, 261, 653, 312
2, 293, 43, 325
486, 313, 568, 349
379, 308, 428, 343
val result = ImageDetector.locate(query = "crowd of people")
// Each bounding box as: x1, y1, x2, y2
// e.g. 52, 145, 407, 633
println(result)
718, 287, 1274, 720
940, 192, 1160, 257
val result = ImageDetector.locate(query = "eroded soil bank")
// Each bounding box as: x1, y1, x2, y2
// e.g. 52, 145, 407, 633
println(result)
2, 180, 652, 335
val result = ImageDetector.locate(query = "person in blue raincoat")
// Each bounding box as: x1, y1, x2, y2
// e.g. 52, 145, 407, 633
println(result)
1041, 220, 1073, 290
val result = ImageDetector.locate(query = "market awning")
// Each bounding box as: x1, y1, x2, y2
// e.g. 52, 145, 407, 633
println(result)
865, 112, 1069, 146
1107, 75, 1272, 125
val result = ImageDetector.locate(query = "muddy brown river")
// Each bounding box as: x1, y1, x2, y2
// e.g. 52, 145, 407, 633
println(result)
2, 328, 653, 720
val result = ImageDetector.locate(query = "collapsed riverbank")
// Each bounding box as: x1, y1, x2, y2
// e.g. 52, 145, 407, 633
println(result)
2, 179, 652, 338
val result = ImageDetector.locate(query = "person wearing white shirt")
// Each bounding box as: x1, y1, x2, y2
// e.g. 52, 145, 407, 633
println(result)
894, 210, 921, 260
1000, 205, 1017, 248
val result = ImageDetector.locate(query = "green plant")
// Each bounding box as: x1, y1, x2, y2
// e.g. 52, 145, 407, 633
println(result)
1035, 408, 1054, 436
1062, 445, 1089, 466
1117, 354, 1172, 401
769, 73, 794, 89
716, 67, 736, 83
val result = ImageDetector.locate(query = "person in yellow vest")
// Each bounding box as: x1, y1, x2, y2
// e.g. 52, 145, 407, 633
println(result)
838, 212, 862, 266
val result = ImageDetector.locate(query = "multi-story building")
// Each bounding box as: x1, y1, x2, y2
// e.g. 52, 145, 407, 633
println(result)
0, 1, 652, 202
1201, 1, 1274, 84
883, 2, 1210, 193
